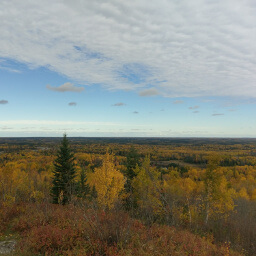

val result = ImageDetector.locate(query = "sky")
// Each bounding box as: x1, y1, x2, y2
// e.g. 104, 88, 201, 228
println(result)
0, 0, 256, 137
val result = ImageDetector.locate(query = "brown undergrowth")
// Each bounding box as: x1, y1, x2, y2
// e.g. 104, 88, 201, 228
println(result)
0, 202, 243, 256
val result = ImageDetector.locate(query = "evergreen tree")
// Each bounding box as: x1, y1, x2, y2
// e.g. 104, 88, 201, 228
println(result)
125, 146, 140, 180
90, 185, 98, 201
123, 146, 140, 210
77, 168, 90, 199
51, 134, 76, 205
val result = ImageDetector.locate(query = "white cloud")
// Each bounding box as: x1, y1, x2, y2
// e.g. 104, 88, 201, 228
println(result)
1, 1, 256, 97
0, 126, 12, 130
46, 83, 84, 92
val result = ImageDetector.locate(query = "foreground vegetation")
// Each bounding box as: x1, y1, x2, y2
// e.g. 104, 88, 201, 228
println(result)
1, 203, 240, 256
1, 137, 256, 255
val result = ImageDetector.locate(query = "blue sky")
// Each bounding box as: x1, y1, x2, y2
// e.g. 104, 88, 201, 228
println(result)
0, 0, 256, 137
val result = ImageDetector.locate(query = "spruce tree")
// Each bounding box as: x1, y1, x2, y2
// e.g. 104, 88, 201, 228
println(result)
90, 185, 98, 201
125, 146, 140, 180
51, 134, 76, 205
124, 146, 140, 210
77, 168, 90, 199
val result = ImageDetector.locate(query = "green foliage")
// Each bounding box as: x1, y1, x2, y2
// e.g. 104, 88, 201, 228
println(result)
125, 146, 140, 180
90, 185, 98, 201
76, 168, 90, 199
51, 134, 76, 205
123, 146, 140, 210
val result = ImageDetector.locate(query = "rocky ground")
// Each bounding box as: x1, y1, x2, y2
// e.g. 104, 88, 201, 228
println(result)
0, 240, 16, 255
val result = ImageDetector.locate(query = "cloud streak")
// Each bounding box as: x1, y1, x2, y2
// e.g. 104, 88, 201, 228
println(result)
68, 102, 77, 106
0, 120, 116, 126
46, 83, 84, 92
212, 113, 224, 116
189, 106, 200, 110
0, 126, 12, 130
113, 102, 126, 106
173, 100, 184, 104
1, 1, 256, 98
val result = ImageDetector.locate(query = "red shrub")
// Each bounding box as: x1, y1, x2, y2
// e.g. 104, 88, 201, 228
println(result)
19, 224, 82, 255
4, 203, 242, 256
0, 203, 24, 233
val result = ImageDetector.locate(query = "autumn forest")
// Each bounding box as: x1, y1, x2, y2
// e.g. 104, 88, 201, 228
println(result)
1, 137, 256, 255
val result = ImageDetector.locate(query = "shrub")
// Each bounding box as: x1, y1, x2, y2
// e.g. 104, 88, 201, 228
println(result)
3, 202, 243, 256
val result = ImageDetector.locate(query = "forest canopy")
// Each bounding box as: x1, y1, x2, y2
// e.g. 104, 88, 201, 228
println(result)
0, 137, 256, 255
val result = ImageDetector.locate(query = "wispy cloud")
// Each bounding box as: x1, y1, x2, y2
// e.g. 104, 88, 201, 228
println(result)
189, 105, 199, 110
0, 120, 153, 136
193, 111, 199, 114
113, 102, 126, 106
212, 113, 224, 116
0, 59, 22, 73
173, 100, 184, 104
1, 1, 256, 98
201, 99, 215, 103
68, 102, 77, 106
0, 126, 12, 130
0, 66, 21, 73
0, 120, 117, 126
139, 88, 159, 97
46, 83, 84, 92
0, 100, 8, 104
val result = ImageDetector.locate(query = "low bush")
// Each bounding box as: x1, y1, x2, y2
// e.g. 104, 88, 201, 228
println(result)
1, 202, 241, 255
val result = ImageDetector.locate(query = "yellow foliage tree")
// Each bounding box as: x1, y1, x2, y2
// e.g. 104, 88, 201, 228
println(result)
203, 155, 235, 224
88, 152, 125, 210
251, 188, 256, 201
238, 187, 250, 200
0, 157, 52, 204
178, 177, 198, 226
132, 156, 164, 216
